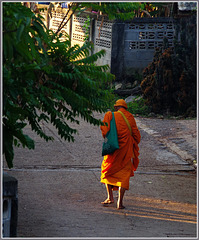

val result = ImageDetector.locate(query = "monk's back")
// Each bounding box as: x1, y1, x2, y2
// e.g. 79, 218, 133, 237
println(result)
114, 109, 136, 142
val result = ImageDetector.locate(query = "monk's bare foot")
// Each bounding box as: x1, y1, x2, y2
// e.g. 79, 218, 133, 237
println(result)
117, 202, 125, 209
117, 205, 125, 209
101, 199, 114, 204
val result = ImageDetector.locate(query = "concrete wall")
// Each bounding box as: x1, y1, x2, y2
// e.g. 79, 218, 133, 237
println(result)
111, 23, 125, 80
37, 6, 178, 80
37, 5, 113, 69
111, 18, 176, 80
70, 13, 113, 67
93, 18, 113, 67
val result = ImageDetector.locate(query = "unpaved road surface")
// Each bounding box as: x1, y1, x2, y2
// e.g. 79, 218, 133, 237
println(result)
3, 112, 197, 238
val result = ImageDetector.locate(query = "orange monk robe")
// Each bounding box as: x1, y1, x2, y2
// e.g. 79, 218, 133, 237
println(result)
100, 108, 141, 190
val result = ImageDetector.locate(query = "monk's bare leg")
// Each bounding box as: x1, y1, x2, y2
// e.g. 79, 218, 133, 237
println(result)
101, 184, 114, 204
117, 187, 125, 209
106, 184, 114, 202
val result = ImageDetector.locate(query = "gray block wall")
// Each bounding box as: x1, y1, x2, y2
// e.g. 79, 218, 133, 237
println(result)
111, 18, 176, 80
111, 23, 125, 80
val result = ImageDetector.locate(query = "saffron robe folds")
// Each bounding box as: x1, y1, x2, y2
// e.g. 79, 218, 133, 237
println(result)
100, 108, 141, 190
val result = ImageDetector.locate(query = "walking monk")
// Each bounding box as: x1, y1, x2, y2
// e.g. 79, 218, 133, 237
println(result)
100, 99, 141, 209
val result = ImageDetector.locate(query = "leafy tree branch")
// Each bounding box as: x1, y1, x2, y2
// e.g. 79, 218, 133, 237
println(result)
3, 2, 115, 168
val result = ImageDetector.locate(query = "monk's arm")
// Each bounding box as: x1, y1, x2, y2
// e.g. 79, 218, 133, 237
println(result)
131, 117, 141, 144
100, 111, 112, 138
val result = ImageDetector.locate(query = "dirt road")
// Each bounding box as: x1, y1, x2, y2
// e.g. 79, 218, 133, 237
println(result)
3, 112, 197, 238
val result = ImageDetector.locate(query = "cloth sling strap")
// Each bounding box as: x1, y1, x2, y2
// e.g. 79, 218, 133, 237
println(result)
118, 110, 135, 160
118, 110, 132, 136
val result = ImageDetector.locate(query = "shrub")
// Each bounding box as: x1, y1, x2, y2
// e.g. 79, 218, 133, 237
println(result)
141, 15, 196, 117
127, 97, 151, 116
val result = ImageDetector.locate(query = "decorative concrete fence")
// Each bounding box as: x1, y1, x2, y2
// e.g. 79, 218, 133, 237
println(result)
38, 5, 179, 79
111, 17, 177, 80
38, 6, 113, 68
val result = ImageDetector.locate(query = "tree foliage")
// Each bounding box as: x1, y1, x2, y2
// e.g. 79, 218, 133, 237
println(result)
78, 2, 146, 20
52, 2, 148, 35
3, 2, 115, 168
